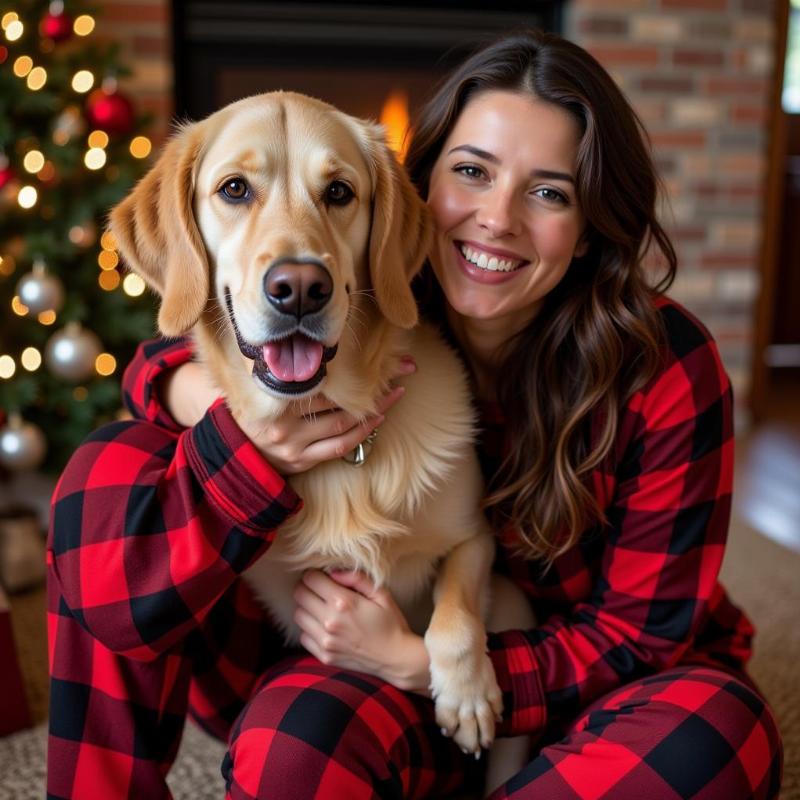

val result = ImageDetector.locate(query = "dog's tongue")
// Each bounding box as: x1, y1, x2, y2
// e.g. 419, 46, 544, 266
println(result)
263, 335, 324, 383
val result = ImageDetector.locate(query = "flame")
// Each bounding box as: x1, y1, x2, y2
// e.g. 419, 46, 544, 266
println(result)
379, 90, 410, 163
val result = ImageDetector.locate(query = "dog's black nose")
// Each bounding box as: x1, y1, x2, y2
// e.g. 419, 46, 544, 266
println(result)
264, 260, 333, 317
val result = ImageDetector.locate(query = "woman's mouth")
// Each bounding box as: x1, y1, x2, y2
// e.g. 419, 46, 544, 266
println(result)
459, 242, 526, 272
453, 241, 529, 284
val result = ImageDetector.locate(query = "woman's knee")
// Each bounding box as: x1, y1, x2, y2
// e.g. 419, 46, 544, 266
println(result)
577, 666, 783, 799
223, 656, 452, 800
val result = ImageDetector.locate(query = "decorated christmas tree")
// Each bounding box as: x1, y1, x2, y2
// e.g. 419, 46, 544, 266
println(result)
0, 0, 156, 474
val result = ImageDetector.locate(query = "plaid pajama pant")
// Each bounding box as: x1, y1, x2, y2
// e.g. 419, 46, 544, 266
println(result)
222, 655, 782, 800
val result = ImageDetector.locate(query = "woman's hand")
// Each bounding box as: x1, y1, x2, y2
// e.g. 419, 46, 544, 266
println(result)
161, 356, 416, 475
293, 570, 432, 696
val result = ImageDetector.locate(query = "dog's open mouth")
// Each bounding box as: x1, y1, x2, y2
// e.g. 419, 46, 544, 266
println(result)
253, 334, 338, 395
224, 290, 338, 396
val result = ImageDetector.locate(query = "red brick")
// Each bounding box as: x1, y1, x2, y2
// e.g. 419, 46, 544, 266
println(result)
661, 0, 727, 8
102, 3, 169, 24
731, 105, 769, 124
700, 253, 757, 269
639, 76, 695, 93
673, 48, 726, 67
587, 45, 661, 67
578, 17, 629, 35
132, 35, 172, 58
705, 76, 770, 95
650, 130, 708, 148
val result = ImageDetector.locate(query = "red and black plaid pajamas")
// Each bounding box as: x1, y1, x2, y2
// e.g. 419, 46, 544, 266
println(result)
47, 299, 782, 799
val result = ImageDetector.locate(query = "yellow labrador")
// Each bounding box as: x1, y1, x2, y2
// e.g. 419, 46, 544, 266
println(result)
110, 91, 530, 761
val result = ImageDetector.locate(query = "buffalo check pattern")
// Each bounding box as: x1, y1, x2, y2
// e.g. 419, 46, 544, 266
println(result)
47, 299, 782, 798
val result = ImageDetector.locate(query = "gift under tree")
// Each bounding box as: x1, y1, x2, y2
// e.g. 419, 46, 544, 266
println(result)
0, 0, 156, 476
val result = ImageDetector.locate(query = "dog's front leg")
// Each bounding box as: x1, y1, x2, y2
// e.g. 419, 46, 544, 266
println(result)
424, 531, 502, 756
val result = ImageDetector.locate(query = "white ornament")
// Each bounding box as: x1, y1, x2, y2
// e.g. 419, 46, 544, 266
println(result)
45, 322, 102, 382
0, 414, 47, 471
16, 260, 65, 315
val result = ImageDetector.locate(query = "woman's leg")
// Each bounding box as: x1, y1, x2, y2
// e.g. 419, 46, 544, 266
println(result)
489, 666, 782, 800
223, 654, 476, 800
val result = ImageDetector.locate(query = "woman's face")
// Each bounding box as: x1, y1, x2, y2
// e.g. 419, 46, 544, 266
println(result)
427, 90, 587, 328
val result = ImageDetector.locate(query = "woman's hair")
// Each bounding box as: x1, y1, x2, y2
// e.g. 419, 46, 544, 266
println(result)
405, 29, 677, 564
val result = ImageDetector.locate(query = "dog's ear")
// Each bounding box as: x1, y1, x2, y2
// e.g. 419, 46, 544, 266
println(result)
358, 122, 432, 329
109, 122, 208, 337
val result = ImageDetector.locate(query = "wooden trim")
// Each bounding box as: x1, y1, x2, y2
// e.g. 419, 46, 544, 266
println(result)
751, 0, 791, 421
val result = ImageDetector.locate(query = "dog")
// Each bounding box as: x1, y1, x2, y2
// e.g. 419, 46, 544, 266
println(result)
110, 91, 533, 767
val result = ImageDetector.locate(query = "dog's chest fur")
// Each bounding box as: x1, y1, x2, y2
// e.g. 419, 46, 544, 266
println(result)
240, 323, 486, 641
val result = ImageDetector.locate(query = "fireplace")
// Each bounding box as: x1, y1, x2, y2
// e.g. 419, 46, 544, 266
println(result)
172, 1, 565, 145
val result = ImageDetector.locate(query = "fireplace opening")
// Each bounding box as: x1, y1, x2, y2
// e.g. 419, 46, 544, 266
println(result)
172, 1, 565, 129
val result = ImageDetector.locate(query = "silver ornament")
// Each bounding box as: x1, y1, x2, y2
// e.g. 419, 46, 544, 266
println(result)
16, 261, 65, 314
45, 322, 102, 382
0, 414, 47, 471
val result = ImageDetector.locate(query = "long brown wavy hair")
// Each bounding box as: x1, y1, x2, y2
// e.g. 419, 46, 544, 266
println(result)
404, 30, 677, 563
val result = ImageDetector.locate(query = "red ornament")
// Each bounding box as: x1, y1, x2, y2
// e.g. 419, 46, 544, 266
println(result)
85, 89, 135, 136
0, 164, 15, 191
40, 10, 73, 42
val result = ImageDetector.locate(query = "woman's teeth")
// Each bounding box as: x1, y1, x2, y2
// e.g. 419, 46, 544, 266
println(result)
460, 244, 523, 272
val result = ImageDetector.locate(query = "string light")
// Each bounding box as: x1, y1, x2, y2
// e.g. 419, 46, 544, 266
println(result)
100, 231, 117, 251
129, 136, 152, 159
18, 185, 38, 208
0, 355, 16, 379
88, 130, 108, 149
0, 254, 16, 277
123, 273, 146, 296
27, 66, 47, 91
1, 12, 19, 29
98, 250, 118, 270
23, 150, 45, 173
84, 147, 106, 170
13, 55, 33, 77
21, 347, 42, 371
4, 19, 23, 41
95, 353, 116, 376
73, 15, 95, 36
37, 309, 56, 325
98, 270, 120, 291
11, 296, 29, 316
71, 70, 94, 93
39, 161, 56, 182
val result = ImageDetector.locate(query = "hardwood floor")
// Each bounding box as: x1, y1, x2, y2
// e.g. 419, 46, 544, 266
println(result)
735, 374, 800, 553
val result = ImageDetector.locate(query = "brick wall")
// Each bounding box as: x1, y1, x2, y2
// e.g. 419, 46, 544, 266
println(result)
566, 0, 776, 424
102, 0, 776, 423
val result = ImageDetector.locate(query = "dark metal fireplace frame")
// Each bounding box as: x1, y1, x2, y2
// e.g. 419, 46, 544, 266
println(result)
171, 1, 565, 121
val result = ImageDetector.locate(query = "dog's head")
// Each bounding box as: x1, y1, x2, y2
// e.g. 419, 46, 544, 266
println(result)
110, 91, 430, 407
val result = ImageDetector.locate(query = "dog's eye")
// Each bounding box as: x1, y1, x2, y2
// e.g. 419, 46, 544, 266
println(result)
325, 181, 354, 206
220, 178, 250, 202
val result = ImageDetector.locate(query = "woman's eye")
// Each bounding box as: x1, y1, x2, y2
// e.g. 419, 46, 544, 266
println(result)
326, 180, 354, 206
535, 187, 569, 205
454, 164, 485, 180
220, 178, 250, 202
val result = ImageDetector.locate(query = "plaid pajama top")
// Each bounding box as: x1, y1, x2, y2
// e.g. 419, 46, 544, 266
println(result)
48, 296, 754, 744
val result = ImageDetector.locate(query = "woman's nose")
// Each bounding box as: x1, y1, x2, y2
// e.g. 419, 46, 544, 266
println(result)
475, 187, 520, 238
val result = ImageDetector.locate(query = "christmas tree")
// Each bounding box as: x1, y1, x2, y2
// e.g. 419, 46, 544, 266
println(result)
0, 0, 156, 474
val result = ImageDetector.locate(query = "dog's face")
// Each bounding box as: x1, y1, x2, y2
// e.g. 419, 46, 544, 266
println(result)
111, 92, 430, 404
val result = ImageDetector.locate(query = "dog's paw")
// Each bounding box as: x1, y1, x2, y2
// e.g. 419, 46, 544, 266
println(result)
424, 614, 503, 755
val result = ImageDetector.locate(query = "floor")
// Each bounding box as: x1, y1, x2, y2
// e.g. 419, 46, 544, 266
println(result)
735, 373, 800, 554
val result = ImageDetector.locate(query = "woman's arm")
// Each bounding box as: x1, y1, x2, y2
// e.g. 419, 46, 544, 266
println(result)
48, 401, 301, 661
485, 303, 737, 737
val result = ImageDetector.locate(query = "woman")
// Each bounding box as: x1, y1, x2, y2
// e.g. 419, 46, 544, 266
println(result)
48, 30, 782, 799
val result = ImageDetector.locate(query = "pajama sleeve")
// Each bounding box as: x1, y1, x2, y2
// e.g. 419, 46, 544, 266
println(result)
49, 338, 301, 661
487, 302, 735, 736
